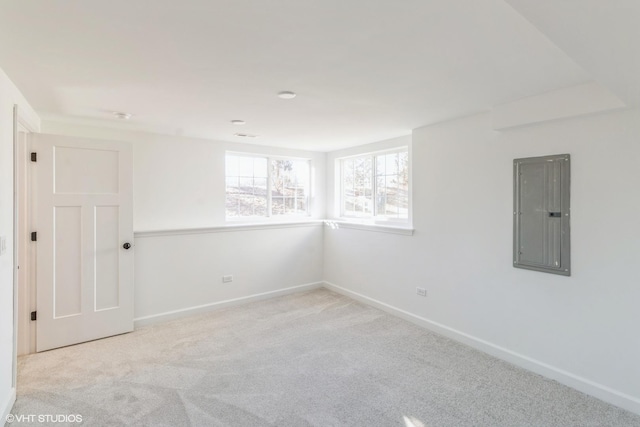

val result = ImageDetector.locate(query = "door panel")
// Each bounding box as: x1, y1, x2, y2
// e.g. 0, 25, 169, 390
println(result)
33, 134, 133, 352
53, 206, 82, 318
95, 206, 120, 311
54, 146, 120, 194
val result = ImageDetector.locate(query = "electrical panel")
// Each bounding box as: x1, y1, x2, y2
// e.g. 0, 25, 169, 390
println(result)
513, 154, 570, 276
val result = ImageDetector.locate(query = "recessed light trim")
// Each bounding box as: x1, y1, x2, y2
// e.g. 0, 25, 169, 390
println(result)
277, 91, 297, 99
112, 112, 132, 120
230, 120, 246, 125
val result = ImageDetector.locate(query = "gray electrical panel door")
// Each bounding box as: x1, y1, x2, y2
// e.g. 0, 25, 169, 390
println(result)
514, 154, 570, 276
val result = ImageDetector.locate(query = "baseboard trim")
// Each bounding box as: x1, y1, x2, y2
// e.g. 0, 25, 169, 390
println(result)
1, 388, 16, 426
134, 282, 324, 327
322, 281, 640, 416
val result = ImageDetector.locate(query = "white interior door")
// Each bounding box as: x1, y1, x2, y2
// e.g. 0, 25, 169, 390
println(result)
32, 134, 134, 352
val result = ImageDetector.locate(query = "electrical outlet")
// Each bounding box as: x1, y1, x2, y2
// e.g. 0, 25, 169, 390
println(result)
222, 275, 233, 283
416, 287, 427, 297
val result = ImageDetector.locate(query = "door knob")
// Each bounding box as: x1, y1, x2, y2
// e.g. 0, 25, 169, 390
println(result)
123, 242, 132, 250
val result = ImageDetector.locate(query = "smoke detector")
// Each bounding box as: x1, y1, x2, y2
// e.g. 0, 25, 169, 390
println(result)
277, 91, 296, 99
113, 112, 132, 120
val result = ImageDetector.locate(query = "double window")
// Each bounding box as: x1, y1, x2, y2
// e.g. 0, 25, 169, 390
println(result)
225, 153, 310, 219
340, 148, 409, 221
225, 148, 409, 223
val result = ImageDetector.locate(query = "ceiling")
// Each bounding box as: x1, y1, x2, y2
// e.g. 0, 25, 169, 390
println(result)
0, 0, 625, 151
505, 0, 640, 109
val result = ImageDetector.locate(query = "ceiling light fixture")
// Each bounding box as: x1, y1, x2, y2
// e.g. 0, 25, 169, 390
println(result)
113, 112, 132, 120
234, 133, 258, 138
277, 91, 296, 99
230, 120, 246, 125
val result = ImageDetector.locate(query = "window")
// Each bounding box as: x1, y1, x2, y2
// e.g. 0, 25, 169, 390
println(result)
225, 153, 310, 219
340, 148, 409, 221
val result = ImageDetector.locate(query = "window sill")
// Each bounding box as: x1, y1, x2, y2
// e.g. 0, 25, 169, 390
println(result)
324, 220, 414, 236
135, 220, 323, 238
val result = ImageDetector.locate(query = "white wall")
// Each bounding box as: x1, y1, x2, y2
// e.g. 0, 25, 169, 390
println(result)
41, 122, 326, 322
134, 224, 323, 322
324, 107, 640, 413
0, 68, 39, 421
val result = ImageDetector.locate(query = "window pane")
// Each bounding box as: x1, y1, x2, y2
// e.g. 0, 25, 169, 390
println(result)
284, 197, 295, 214
254, 157, 268, 178
376, 155, 385, 176
271, 159, 310, 216
398, 151, 409, 217
226, 176, 239, 191
225, 176, 239, 217
386, 152, 399, 175
239, 177, 253, 191
254, 177, 267, 198
345, 197, 356, 213
236, 193, 256, 216
399, 151, 409, 174
342, 155, 373, 217
254, 196, 267, 217
225, 175, 238, 217
376, 176, 385, 214
272, 197, 284, 215
344, 159, 354, 187
293, 160, 309, 187
373, 150, 408, 219
226, 154, 268, 218
238, 156, 254, 177
296, 197, 308, 213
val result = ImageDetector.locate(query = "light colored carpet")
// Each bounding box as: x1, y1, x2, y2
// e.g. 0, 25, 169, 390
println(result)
11, 289, 640, 426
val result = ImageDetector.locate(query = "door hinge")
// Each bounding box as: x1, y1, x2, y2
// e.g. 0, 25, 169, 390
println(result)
31, 232, 37, 242
30, 152, 37, 162
30, 311, 37, 321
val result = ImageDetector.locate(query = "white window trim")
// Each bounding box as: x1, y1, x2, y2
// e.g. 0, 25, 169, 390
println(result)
337, 146, 411, 228
225, 152, 312, 222
324, 220, 414, 236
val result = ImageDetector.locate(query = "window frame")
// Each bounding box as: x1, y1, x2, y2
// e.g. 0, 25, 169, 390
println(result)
338, 146, 410, 225
225, 152, 312, 221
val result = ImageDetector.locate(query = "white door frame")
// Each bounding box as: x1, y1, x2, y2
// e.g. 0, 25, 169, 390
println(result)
12, 105, 38, 386
14, 113, 34, 357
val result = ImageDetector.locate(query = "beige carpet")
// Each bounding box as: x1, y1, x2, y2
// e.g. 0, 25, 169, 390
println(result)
11, 289, 640, 426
